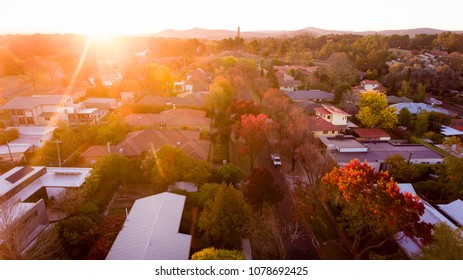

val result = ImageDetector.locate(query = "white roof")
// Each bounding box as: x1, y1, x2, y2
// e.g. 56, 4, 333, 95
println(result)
390, 102, 451, 115
10, 126, 57, 136
106, 192, 191, 260
397, 184, 456, 228
0, 166, 92, 203
0, 144, 30, 155
441, 125, 463, 136
438, 199, 463, 226
396, 183, 458, 257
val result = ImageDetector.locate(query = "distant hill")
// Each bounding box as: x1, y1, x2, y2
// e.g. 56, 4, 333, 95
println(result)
146, 27, 463, 39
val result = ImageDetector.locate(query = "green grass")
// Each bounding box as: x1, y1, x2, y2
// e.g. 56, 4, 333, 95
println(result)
410, 136, 454, 157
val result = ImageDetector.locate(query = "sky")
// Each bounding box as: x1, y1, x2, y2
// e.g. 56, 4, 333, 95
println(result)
1, 0, 463, 35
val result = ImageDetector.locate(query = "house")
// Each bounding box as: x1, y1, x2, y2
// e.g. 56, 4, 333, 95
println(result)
438, 199, 463, 227
184, 68, 212, 92
137, 92, 207, 109
308, 116, 342, 138
0, 126, 56, 162
124, 108, 211, 131
0, 95, 73, 126
440, 125, 463, 137
389, 102, 451, 115
48, 86, 86, 101
121, 92, 135, 102
352, 80, 387, 95
0, 166, 92, 205
82, 98, 118, 110
81, 129, 211, 165
396, 183, 458, 258
286, 90, 334, 103
321, 135, 445, 171
353, 128, 391, 141
91, 71, 123, 87
106, 192, 191, 260
0, 199, 49, 253
314, 104, 350, 126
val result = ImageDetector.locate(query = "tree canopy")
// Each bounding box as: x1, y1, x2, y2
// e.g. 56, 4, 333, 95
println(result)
198, 184, 251, 249
357, 91, 398, 129
322, 159, 433, 259
191, 247, 245, 260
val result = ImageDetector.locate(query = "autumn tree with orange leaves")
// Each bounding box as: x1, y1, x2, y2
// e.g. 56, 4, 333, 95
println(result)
322, 159, 433, 259
239, 114, 269, 170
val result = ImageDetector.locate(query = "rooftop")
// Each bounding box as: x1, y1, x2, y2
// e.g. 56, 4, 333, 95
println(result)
309, 116, 341, 131
353, 128, 391, 139
286, 90, 334, 101
106, 192, 191, 260
0, 166, 91, 203
1, 95, 69, 110
329, 141, 444, 164
438, 199, 463, 227
124, 108, 211, 128
389, 102, 451, 115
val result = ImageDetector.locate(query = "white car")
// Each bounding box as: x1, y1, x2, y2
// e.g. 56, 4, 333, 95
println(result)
271, 154, 282, 167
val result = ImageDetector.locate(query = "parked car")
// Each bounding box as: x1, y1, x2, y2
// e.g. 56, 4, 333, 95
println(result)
271, 154, 282, 167
427, 98, 442, 106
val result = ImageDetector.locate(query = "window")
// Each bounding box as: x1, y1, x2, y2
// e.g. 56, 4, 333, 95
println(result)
327, 116, 331, 119
157, 123, 166, 129
44, 117, 50, 121
323, 131, 328, 134
27, 117, 34, 124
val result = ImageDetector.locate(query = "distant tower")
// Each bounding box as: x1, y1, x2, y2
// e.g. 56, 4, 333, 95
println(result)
237, 26, 240, 38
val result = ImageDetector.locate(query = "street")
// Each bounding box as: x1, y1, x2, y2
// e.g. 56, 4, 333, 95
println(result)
256, 143, 321, 259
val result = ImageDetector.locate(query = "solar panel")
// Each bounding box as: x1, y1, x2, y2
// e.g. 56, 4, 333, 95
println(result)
5, 166, 35, 184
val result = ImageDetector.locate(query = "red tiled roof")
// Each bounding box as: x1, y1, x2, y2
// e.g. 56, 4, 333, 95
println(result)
81, 130, 211, 160
325, 105, 349, 115
314, 107, 331, 115
309, 116, 341, 131
353, 128, 390, 139
361, 79, 381, 85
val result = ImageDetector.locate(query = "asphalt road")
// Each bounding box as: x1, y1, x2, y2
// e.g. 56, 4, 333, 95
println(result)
256, 143, 321, 260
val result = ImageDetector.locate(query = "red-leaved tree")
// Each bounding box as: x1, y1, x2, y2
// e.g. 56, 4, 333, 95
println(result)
239, 114, 269, 170
322, 159, 433, 259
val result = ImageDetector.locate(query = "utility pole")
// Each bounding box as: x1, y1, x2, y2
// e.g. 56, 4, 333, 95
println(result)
107, 142, 111, 155
53, 140, 62, 167
6, 141, 14, 163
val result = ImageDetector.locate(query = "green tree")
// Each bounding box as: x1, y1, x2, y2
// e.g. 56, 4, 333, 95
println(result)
438, 157, 463, 198
357, 91, 398, 129
96, 112, 129, 144
211, 163, 243, 186
191, 247, 245, 260
326, 52, 357, 87
56, 215, 99, 259
398, 108, 412, 127
141, 145, 210, 186
416, 83, 427, 102
199, 184, 251, 249
384, 154, 426, 182
243, 168, 283, 213
414, 110, 430, 136
397, 80, 411, 97
322, 159, 433, 259
196, 183, 223, 207
418, 223, 463, 260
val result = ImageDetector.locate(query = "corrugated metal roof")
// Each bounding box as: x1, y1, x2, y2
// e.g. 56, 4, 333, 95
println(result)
106, 192, 191, 260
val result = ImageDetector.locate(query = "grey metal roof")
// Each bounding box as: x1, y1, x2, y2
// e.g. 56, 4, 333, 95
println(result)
1, 96, 66, 110
286, 90, 334, 101
106, 192, 191, 260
